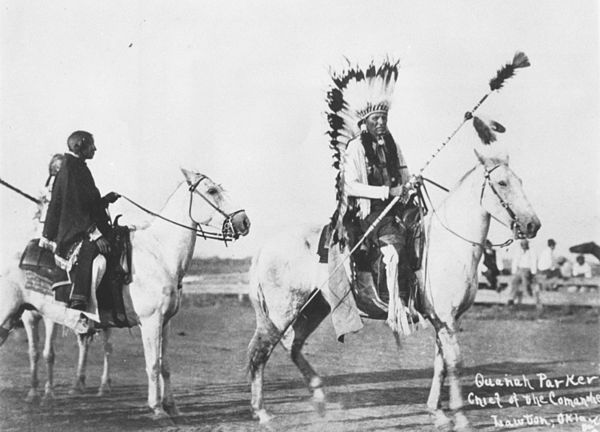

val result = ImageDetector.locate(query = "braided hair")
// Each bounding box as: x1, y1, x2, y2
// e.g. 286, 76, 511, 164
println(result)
359, 130, 403, 185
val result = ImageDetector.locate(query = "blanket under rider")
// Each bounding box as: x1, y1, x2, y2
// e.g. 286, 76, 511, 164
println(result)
324, 242, 365, 342
319, 210, 426, 341
18, 238, 132, 328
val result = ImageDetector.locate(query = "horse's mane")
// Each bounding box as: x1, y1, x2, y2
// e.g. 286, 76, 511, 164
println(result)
455, 166, 477, 188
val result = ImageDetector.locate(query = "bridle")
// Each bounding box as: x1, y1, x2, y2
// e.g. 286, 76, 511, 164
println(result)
187, 175, 246, 244
479, 164, 520, 236
121, 175, 245, 245
422, 163, 520, 248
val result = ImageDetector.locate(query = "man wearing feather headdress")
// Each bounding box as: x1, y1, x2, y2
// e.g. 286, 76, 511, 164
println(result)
326, 59, 420, 338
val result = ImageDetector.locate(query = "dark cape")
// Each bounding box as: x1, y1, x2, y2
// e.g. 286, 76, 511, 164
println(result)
42, 153, 111, 257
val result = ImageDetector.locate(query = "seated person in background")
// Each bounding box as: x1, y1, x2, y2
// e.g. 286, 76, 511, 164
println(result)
557, 256, 572, 279
572, 254, 592, 278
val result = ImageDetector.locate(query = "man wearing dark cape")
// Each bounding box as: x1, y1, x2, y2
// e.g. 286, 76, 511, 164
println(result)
41, 130, 120, 312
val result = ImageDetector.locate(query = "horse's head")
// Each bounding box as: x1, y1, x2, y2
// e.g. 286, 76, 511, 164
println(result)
181, 168, 251, 239
472, 116, 541, 239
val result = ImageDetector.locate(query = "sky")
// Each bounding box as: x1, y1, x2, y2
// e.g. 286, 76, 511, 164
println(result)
1, 0, 598, 265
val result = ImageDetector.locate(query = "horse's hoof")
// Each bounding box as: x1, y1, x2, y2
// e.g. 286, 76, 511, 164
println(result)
252, 408, 274, 424
68, 386, 83, 395
453, 411, 472, 432
69, 379, 86, 395
163, 402, 180, 417
151, 408, 173, 423
40, 395, 55, 408
429, 409, 452, 431
24, 390, 40, 404
312, 388, 326, 417
435, 422, 452, 432
97, 384, 111, 397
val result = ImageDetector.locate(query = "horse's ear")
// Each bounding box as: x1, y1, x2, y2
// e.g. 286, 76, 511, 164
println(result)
473, 148, 487, 165
180, 168, 198, 186
473, 145, 509, 166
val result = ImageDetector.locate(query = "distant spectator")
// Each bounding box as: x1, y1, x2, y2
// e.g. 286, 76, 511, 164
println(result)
537, 238, 561, 278
573, 255, 592, 278
481, 240, 500, 291
508, 239, 536, 305
556, 256, 572, 278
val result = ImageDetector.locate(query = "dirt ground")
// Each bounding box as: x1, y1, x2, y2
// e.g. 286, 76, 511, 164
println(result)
0, 297, 598, 432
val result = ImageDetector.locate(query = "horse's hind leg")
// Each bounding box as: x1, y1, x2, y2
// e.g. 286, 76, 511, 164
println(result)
97, 329, 112, 396
41, 317, 57, 405
70, 332, 92, 394
248, 320, 279, 423
22, 311, 41, 403
0, 275, 24, 347
291, 292, 330, 415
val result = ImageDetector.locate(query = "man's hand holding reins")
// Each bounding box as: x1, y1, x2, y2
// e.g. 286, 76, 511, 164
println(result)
103, 192, 121, 205
389, 175, 421, 201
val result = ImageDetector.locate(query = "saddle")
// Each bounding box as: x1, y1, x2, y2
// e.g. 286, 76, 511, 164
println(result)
318, 198, 426, 319
18, 218, 133, 327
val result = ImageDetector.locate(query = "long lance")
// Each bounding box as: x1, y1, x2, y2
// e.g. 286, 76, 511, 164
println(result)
419, 51, 530, 175
0, 177, 41, 204
266, 51, 531, 349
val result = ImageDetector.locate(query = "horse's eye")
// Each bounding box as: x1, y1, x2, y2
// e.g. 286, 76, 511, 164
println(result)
207, 188, 219, 196
498, 181, 508, 187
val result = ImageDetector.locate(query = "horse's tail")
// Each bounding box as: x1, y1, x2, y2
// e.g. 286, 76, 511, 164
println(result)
247, 253, 282, 377
0, 268, 28, 347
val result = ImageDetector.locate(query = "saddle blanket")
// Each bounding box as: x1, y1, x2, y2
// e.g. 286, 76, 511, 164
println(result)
19, 238, 132, 328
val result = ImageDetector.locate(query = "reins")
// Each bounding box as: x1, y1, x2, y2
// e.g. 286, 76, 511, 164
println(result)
421, 166, 516, 249
119, 176, 244, 244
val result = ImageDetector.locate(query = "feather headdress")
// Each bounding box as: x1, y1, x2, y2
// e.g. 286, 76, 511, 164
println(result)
326, 59, 400, 155
326, 58, 400, 246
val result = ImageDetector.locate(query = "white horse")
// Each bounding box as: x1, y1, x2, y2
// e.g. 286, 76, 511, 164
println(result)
1, 168, 250, 418
247, 118, 540, 430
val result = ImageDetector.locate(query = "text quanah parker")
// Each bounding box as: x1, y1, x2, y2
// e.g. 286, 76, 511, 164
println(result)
475, 373, 599, 390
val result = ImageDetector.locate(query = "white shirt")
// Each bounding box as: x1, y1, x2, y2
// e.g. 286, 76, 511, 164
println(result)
572, 262, 592, 278
537, 246, 556, 271
343, 135, 410, 219
512, 247, 537, 274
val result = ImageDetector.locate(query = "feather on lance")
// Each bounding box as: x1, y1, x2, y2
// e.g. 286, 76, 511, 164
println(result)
489, 51, 530, 91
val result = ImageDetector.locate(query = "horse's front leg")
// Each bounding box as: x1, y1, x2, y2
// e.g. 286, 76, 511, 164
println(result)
437, 324, 471, 432
140, 313, 169, 419
22, 311, 41, 403
97, 328, 113, 396
427, 335, 451, 430
160, 321, 179, 416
